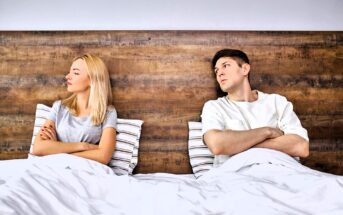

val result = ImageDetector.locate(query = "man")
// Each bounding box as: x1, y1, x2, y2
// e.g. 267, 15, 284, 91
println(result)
201, 49, 309, 167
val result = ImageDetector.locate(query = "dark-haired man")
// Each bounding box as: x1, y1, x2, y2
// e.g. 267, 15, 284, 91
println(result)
201, 49, 309, 167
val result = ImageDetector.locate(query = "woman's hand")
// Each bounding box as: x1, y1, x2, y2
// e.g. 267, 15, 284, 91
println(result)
40, 125, 57, 141
39, 125, 98, 152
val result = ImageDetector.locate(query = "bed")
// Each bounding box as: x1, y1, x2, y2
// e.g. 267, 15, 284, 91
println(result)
0, 31, 343, 214
1, 149, 342, 215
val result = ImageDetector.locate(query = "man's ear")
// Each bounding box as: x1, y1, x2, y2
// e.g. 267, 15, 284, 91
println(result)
242, 63, 250, 76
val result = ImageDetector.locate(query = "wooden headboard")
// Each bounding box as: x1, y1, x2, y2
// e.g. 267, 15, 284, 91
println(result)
0, 31, 342, 175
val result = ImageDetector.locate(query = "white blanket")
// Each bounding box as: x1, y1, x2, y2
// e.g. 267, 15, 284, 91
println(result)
0, 149, 342, 215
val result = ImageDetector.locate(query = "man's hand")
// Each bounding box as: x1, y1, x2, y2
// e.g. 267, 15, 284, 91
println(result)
253, 133, 309, 158
265, 127, 284, 139
204, 127, 280, 156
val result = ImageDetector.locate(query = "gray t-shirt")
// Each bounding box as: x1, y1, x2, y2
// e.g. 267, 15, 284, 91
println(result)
48, 100, 117, 144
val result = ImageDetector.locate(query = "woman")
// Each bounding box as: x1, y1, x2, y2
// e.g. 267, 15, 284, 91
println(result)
32, 54, 117, 165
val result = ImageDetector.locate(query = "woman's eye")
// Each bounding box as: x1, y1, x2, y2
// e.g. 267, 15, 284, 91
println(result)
74, 72, 79, 75
224, 64, 230, 68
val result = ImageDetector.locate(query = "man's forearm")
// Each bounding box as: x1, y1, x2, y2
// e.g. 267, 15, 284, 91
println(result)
204, 127, 276, 155
254, 134, 309, 157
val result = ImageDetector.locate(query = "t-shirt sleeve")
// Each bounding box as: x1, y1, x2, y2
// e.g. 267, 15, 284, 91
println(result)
276, 95, 309, 141
102, 108, 117, 130
201, 101, 225, 135
47, 100, 61, 122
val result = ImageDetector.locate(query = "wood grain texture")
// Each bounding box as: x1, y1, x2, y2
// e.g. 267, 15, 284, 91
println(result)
0, 31, 342, 175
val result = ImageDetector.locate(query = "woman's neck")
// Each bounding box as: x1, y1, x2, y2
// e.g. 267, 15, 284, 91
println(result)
76, 90, 90, 116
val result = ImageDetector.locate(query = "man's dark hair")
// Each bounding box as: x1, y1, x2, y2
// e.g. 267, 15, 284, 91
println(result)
212, 49, 250, 70
211, 49, 250, 97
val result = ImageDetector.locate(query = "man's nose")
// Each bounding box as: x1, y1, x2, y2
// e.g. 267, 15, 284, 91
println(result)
217, 68, 224, 76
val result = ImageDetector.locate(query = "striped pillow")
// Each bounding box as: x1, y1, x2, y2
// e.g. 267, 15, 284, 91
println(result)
111, 118, 143, 175
29, 104, 143, 175
188, 121, 214, 178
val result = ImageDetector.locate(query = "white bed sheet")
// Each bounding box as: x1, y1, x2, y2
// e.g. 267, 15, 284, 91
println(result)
0, 149, 342, 215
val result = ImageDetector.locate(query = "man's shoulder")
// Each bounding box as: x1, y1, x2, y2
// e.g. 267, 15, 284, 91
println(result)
258, 91, 288, 102
204, 96, 226, 104
203, 97, 226, 108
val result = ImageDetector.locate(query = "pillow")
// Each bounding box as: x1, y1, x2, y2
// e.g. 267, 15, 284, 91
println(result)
112, 118, 143, 175
188, 121, 214, 178
29, 104, 143, 175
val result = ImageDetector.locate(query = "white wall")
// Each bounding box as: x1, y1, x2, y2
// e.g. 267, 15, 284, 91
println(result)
0, 0, 342, 31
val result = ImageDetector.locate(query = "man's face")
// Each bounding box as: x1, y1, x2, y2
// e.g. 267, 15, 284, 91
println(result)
214, 57, 244, 93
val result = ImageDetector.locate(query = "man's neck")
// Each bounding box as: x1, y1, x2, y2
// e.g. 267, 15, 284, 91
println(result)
226, 84, 257, 102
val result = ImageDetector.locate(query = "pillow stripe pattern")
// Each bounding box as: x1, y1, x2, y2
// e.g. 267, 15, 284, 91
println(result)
29, 104, 143, 175
30, 104, 51, 154
188, 121, 214, 178
110, 118, 143, 175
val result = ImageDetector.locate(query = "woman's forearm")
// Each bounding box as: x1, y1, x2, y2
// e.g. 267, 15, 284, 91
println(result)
72, 148, 110, 165
32, 139, 86, 156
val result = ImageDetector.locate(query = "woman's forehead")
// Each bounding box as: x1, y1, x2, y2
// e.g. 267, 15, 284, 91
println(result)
71, 59, 86, 69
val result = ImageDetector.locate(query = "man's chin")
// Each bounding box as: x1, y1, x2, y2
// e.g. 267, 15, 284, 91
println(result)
220, 86, 229, 93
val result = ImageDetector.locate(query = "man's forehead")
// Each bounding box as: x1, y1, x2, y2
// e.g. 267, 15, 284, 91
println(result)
215, 57, 236, 67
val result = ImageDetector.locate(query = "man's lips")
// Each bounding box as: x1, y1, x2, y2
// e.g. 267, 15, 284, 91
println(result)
220, 79, 227, 84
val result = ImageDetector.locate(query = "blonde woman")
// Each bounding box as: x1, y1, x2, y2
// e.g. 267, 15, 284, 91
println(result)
32, 54, 117, 165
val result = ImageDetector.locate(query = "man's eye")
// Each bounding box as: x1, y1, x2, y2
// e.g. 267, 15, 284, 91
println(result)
224, 64, 230, 68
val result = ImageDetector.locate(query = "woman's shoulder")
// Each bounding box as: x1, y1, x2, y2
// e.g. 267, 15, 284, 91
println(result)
106, 105, 116, 112
101, 105, 117, 127
106, 105, 117, 116
51, 100, 62, 110
52, 100, 61, 106
51, 100, 69, 113
103, 105, 117, 122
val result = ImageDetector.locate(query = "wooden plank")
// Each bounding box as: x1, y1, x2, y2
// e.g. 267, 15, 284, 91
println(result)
0, 31, 339, 47
0, 151, 28, 160
1, 46, 342, 76
2, 73, 341, 89
301, 151, 343, 175
134, 151, 192, 174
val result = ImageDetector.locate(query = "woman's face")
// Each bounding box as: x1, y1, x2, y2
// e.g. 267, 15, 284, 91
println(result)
65, 59, 90, 93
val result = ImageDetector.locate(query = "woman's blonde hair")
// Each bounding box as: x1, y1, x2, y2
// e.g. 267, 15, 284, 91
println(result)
63, 54, 113, 125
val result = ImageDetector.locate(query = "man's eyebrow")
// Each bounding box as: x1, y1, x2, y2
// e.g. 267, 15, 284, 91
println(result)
215, 60, 229, 69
